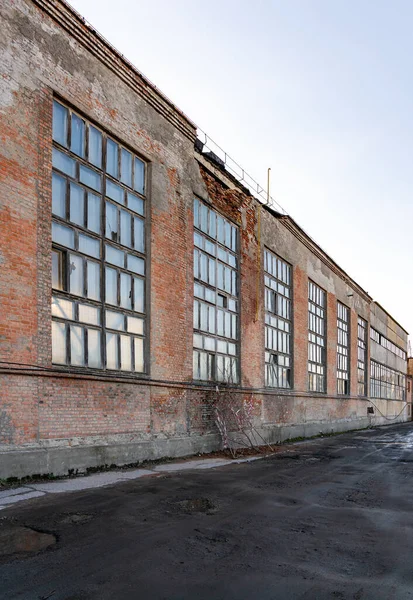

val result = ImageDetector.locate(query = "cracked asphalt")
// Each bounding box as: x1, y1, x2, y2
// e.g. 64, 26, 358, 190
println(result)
2, 423, 413, 600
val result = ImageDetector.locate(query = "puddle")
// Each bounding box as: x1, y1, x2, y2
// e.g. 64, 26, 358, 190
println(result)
0, 525, 56, 557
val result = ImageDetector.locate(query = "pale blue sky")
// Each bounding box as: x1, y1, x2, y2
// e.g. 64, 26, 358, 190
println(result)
69, 0, 413, 344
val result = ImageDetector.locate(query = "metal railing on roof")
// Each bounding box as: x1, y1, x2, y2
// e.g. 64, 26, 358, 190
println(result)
196, 128, 287, 215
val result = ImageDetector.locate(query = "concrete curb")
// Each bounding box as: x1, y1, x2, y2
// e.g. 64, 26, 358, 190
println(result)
0, 455, 264, 510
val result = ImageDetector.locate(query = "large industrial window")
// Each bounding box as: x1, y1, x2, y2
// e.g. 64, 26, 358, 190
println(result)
51, 100, 146, 372
193, 199, 239, 383
337, 302, 350, 395
370, 360, 406, 401
264, 250, 292, 388
308, 281, 326, 392
357, 317, 367, 396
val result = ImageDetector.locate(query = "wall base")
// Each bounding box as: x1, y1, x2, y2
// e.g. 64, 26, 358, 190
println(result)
0, 414, 409, 480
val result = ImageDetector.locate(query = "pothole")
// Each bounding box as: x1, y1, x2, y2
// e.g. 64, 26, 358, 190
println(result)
60, 513, 93, 525
0, 525, 56, 557
176, 497, 217, 514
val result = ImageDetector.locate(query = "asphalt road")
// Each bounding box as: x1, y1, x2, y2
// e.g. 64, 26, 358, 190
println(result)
2, 423, 413, 600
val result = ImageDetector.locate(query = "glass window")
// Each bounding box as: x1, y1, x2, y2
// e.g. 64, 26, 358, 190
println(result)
308, 281, 326, 393
337, 302, 350, 395
192, 199, 239, 383
357, 317, 367, 396
265, 250, 292, 389
51, 100, 146, 372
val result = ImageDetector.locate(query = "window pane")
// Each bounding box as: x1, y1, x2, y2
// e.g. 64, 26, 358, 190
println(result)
127, 192, 144, 215
134, 277, 144, 313
79, 234, 100, 258
133, 217, 145, 252
78, 304, 100, 325
87, 193, 101, 234
134, 337, 144, 372
52, 172, 66, 218
87, 260, 100, 300
52, 148, 76, 177
127, 316, 144, 335
71, 113, 85, 157
52, 250, 64, 290
88, 329, 101, 368
120, 210, 131, 248
89, 125, 102, 168
52, 101, 68, 147
134, 157, 145, 195
106, 244, 124, 267
121, 148, 132, 187
52, 222, 74, 249
106, 180, 124, 204
106, 139, 118, 178
69, 254, 84, 296
52, 321, 66, 364
70, 325, 84, 366
105, 202, 118, 241
127, 254, 144, 275
120, 273, 132, 309
80, 165, 101, 192
52, 296, 74, 320
120, 335, 132, 371
106, 311, 125, 330
106, 332, 118, 369
70, 182, 85, 226
105, 267, 118, 305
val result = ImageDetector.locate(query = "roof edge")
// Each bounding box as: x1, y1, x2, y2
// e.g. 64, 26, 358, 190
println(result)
372, 301, 409, 336
31, 0, 197, 141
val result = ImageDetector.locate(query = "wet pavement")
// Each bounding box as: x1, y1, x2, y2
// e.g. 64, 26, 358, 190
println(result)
1, 423, 413, 599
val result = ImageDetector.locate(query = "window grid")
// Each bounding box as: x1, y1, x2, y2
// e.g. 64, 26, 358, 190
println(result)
308, 282, 326, 393
370, 360, 406, 401
337, 302, 350, 395
193, 198, 239, 383
357, 317, 367, 396
51, 100, 146, 372
370, 327, 407, 361
264, 249, 292, 389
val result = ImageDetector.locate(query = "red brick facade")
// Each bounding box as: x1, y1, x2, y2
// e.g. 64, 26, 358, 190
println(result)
0, 0, 409, 478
